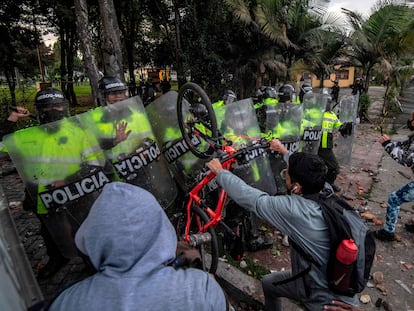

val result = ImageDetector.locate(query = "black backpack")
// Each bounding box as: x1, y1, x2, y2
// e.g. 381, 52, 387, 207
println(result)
274, 189, 376, 297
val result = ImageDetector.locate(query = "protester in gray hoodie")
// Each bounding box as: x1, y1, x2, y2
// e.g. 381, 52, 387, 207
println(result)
49, 182, 227, 311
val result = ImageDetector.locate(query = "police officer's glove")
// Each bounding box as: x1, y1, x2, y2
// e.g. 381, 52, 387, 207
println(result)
339, 122, 353, 137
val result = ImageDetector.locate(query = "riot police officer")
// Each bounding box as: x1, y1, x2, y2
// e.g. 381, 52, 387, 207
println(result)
99, 76, 129, 105
255, 86, 279, 132
299, 83, 313, 103
3, 88, 107, 278
318, 99, 344, 192
331, 80, 340, 104
212, 90, 237, 133
92, 76, 177, 208
221, 101, 274, 253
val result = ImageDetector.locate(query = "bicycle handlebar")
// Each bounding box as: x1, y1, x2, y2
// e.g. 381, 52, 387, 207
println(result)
217, 138, 270, 164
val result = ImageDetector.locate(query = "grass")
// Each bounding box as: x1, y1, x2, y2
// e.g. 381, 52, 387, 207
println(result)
0, 83, 94, 127
0, 84, 91, 103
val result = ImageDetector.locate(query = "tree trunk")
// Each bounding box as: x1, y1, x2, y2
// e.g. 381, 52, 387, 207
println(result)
98, 0, 124, 80
66, 22, 78, 106
59, 24, 67, 95
172, 1, 186, 88
74, 0, 102, 107
5, 70, 16, 106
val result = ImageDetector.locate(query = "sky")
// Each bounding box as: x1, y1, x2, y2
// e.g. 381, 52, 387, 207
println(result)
327, 0, 379, 17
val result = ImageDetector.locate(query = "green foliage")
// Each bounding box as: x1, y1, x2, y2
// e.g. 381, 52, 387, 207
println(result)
359, 93, 371, 109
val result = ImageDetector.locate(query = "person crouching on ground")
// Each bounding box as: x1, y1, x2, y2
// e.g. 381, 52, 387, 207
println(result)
48, 182, 228, 311
206, 144, 360, 310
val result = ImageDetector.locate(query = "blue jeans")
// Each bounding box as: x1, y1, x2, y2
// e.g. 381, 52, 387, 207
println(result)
384, 181, 414, 233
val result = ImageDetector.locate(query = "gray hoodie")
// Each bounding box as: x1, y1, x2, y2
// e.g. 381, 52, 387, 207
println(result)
49, 182, 226, 311
216, 170, 359, 308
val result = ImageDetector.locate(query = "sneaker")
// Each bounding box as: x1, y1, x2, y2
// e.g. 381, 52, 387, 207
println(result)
374, 229, 395, 242
331, 184, 341, 193
37, 257, 69, 279
282, 235, 289, 247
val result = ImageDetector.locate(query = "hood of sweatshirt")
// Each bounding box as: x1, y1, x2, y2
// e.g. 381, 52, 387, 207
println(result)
75, 182, 176, 276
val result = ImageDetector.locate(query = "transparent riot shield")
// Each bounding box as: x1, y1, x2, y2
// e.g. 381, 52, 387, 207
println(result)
220, 98, 277, 195
300, 93, 325, 154
335, 95, 358, 167
79, 96, 177, 208
265, 102, 303, 194
145, 91, 205, 192
3, 117, 109, 258
0, 187, 44, 310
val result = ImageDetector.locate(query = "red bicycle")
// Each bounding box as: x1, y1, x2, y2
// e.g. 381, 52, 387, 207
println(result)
172, 82, 270, 273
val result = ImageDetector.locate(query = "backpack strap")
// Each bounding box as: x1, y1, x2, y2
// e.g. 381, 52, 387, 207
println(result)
272, 238, 320, 298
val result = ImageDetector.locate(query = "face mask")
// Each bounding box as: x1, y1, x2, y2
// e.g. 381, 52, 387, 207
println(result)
39, 109, 67, 124
407, 119, 414, 131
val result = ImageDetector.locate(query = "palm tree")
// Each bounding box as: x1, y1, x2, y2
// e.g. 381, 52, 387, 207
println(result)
342, 3, 414, 94
225, 0, 344, 85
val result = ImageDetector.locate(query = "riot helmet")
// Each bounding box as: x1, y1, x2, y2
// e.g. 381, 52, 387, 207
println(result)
223, 90, 237, 105
263, 87, 278, 99
255, 89, 264, 103
300, 83, 312, 95
34, 88, 69, 124
99, 76, 128, 104
299, 83, 312, 102
325, 97, 333, 111
278, 84, 296, 103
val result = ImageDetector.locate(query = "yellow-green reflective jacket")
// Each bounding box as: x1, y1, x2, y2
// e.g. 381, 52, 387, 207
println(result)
321, 111, 342, 149
163, 127, 200, 172
222, 127, 261, 181
91, 107, 154, 161
6, 119, 105, 214
212, 100, 226, 131
304, 107, 323, 124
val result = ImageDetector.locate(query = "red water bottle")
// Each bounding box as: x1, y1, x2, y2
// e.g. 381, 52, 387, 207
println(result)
332, 239, 358, 292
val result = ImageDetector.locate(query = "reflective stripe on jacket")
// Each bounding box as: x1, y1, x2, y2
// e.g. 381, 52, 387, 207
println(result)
321, 111, 342, 149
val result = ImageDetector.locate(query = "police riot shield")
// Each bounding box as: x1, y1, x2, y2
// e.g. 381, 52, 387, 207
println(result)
220, 98, 277, 195
145, 91, 205, 192
334, 95, 358, 167
3, 117, 109, 258
0, 187, 44, 310
300, 92, 325, 154
265, 102, 303, 194
78, 96, 177, 208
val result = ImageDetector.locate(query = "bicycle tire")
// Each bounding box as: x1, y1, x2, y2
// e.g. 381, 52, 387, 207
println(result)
177, 82, 218, 159
174, 205, 219, 273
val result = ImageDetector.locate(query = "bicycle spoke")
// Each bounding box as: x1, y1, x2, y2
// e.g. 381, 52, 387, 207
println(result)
177, 83, 218, 159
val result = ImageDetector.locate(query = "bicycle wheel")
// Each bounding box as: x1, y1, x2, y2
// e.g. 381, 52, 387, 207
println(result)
177, 82, 219, 159
173, 205, 219, 273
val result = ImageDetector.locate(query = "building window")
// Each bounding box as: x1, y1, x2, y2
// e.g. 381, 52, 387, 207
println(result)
336, 70, 349, 80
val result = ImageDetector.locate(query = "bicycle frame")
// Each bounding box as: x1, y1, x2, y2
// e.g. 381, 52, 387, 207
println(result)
184, 144, 237, 243
183, 139, 269, 244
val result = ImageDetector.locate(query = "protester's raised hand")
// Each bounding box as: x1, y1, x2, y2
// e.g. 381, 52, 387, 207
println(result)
8, 106, 30, 122
206, 158, 223, 175
269, 139, 288, 155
